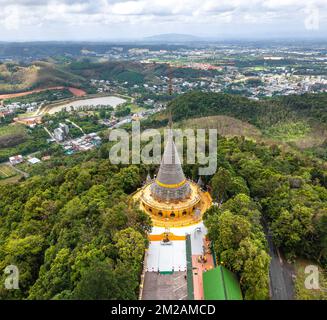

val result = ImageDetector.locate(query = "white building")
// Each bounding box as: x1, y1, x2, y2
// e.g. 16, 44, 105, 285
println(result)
54, 128, 65, 142
9, 155, 24, 165
54, 123, 70, 142
28, 157, 41, 165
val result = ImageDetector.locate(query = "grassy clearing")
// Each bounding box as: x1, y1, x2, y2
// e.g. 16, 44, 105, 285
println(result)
0, 174, 22, 185
0, 124, 26, 137
0, 124, 28, 148
0, 164, 17, 179
294, 258, 327, 300
129, 104, 146, 113
177, 115, 262, 139
263, 121, 311, 142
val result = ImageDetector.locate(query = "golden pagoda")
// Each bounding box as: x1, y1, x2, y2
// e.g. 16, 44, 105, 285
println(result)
133, 123, 212, 227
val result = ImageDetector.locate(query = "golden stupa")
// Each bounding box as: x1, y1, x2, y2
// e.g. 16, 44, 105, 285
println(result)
133, 124, 212, 227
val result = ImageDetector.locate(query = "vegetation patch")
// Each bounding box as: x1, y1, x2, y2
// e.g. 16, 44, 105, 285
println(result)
178, 115, 262, 139
0, 124, 28, 148
294, 259, 327, 300
3, 88, 73, 105
263, 121, 311, 141
0, 164, 17, 179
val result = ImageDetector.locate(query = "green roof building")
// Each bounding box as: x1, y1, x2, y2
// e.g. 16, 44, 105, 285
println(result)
203, 266, 242, 300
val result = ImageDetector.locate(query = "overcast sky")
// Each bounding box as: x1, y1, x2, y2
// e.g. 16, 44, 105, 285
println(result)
0, 0, 326, 41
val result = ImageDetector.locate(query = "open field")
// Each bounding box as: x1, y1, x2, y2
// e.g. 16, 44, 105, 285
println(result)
0, 124, 28, 148
0, 163, 17, 179
0, 174, 22, 185
129, 103, 146, 113
177, 115, 262, 139
0, 124, 26, 136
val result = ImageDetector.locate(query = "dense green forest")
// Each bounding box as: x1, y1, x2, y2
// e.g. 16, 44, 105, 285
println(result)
0, 154, 152, 299
0, 130, 326, 299
168, 91, 327, 127
0, 90, 326, 299
202, 137, 327, 299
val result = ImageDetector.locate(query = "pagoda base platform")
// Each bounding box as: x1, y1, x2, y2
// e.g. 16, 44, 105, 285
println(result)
132, 181, 212, 228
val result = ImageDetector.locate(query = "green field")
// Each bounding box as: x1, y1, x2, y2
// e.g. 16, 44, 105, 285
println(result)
0, 163, 17, 179
0, 124, 28, 149
264, 121, 311, 141
0, 124, 26, 136
129, 103, 146, 113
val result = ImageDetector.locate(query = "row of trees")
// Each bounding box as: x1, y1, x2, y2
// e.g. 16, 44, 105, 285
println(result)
205, 194, 270, 300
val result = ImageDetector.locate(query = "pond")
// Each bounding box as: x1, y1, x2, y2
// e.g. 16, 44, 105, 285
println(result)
46, 96, 126, 114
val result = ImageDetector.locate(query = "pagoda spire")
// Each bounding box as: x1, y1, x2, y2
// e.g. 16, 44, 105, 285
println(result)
150, 113, 191, 202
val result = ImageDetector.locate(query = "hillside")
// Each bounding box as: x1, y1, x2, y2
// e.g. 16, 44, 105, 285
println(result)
66, 60, 216, 84
0, 60, 221, 94
0, 61, 86, 94
146, 91, 327, 158
177, 115, 262, 139
67, 60, 149, 84
0, 130, 326, 300
0, 156, 151, 300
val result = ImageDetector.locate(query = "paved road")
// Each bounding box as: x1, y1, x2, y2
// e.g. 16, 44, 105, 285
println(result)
263, 218, 295, 300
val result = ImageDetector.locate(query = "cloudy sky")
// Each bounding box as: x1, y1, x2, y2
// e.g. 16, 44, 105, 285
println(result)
0, 0, 326, 41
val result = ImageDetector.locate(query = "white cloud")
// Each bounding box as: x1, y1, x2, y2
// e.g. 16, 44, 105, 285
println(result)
3, 6, 21, 30
0, 0, 326, 39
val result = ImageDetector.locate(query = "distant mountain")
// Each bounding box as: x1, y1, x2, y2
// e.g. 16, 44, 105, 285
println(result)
143, 33, 202, 43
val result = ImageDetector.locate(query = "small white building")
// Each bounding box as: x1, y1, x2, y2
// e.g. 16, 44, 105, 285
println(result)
9, 155, 24, 165
28, 157, 41, 165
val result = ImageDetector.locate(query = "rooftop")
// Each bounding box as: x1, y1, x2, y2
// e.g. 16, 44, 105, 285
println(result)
203, 266, 242, 300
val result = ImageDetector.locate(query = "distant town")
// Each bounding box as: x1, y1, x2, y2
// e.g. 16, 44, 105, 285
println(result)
0, 41, 326, 184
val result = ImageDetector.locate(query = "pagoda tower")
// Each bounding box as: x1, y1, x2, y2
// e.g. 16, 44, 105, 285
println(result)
150, 129, 191, 202
132, 92, 212, 226
133, 121, 212, 224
